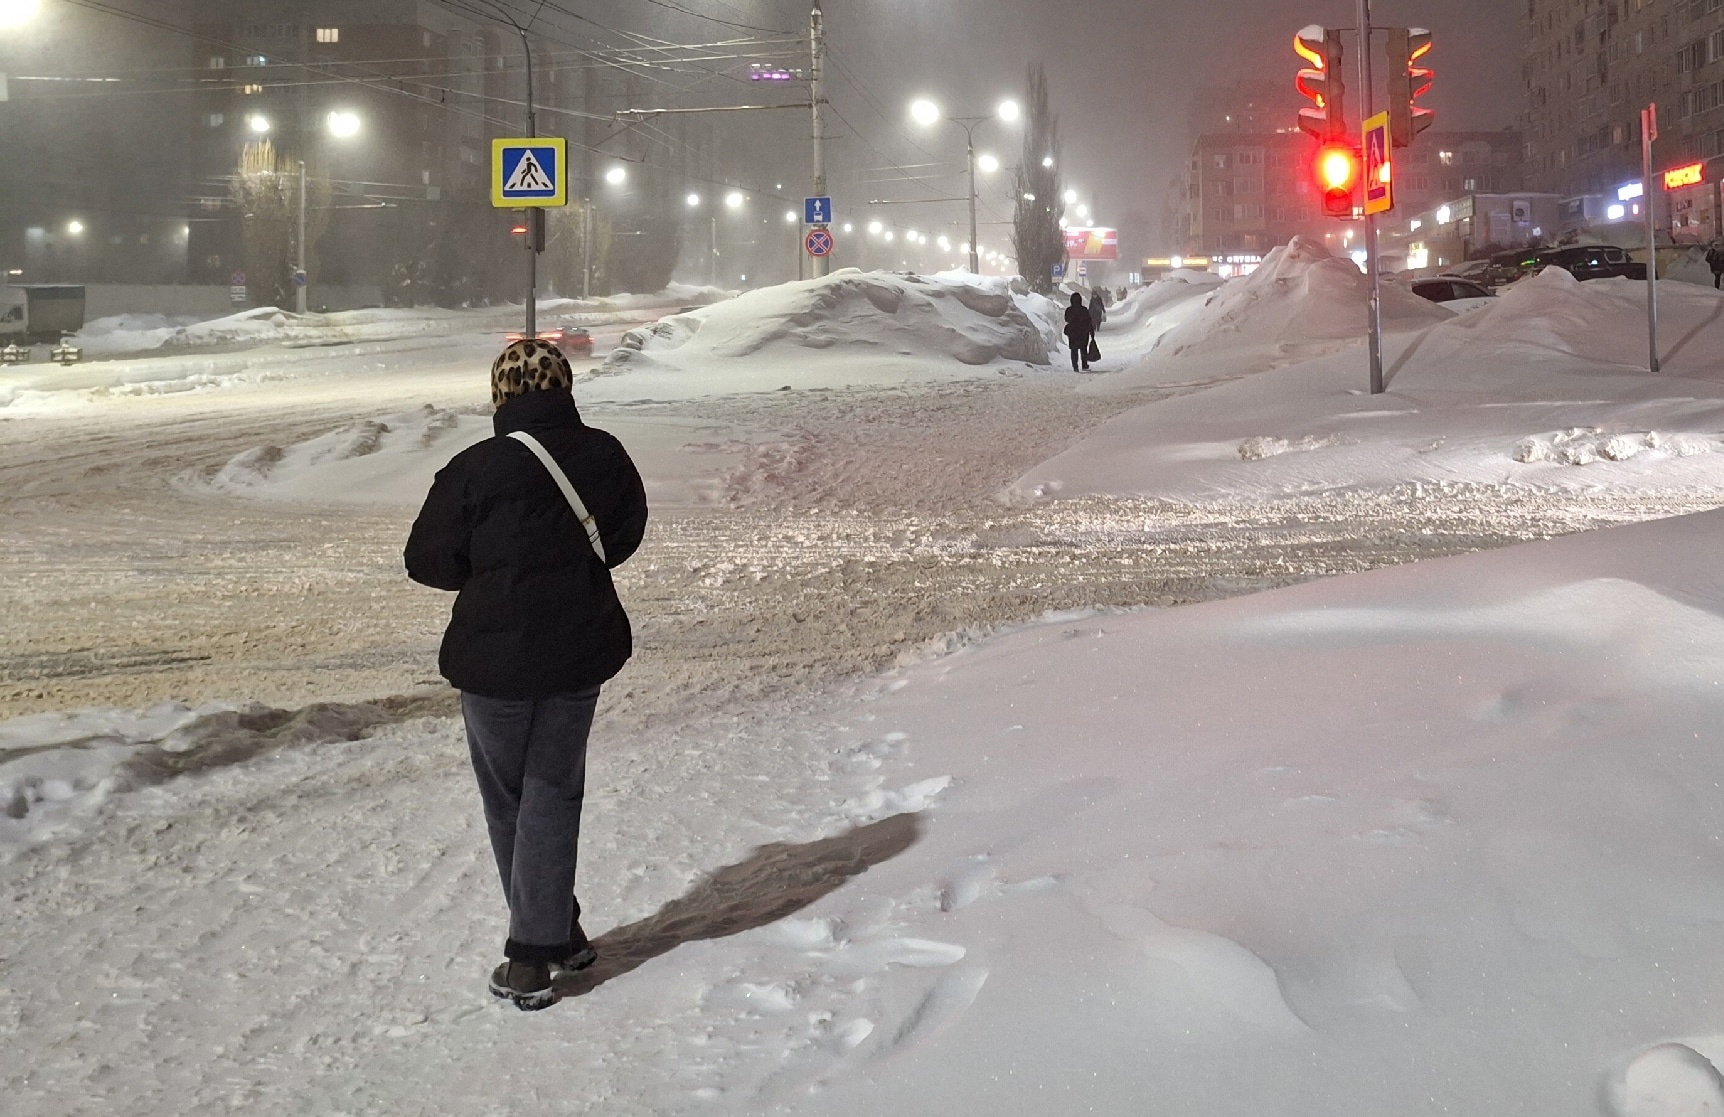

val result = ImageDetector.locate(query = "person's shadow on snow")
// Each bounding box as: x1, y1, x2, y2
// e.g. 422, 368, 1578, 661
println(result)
555, 812, 922, 998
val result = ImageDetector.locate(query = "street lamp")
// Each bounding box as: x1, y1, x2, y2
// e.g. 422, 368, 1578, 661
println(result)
247, 114, 272, 134
66, 220, 84, 236
686, 193, 701, 207
725, 191, 745, 209
0, 0, 40, 28
605, 165, 627, 185
1063, 188, 1079, 204
908, 96, 1021, 273
977, 154, 1000, 174
326, 110, 361, 139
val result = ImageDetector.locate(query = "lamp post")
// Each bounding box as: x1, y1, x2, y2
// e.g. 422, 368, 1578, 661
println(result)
910, 97, 1019, 274
0, 0, 41, 27
293, 110, 362, 314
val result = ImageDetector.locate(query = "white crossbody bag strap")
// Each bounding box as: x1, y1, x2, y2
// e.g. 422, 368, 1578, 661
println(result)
506, 431, 608, 564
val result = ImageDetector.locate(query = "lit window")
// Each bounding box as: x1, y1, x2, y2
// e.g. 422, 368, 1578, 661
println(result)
241, 84, 263, 95
207, 113, 225, 128
245, 55, 267, 67
316, 27, 339, 43
209, 56, 225, 69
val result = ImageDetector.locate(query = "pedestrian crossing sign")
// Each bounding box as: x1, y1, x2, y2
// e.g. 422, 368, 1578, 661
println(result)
492, 138, 568, 208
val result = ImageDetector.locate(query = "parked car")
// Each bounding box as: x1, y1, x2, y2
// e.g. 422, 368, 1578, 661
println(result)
502, 325, 594, 356
1410, 276, 1499, 315
1535, 245, 1647, 281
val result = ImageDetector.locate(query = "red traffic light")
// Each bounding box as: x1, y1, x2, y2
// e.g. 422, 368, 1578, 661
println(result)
1315, 144, 1359, 217
510, 223, 529, 236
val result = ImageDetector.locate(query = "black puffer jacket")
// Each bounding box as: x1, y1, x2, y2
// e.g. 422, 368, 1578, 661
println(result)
405, 388, 648, 698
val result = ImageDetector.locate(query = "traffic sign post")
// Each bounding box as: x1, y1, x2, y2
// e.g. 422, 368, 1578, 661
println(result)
805, 227, 834, 258
492, 138, 568, 208
804, 196, 832, 225
1052, 263, 1065, 280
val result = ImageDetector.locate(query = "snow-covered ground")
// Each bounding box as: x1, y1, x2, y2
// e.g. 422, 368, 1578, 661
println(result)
8, 256, 1724, 1115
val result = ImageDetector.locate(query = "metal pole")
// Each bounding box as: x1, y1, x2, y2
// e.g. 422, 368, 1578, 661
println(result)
296, 160, 308, 314
710, 213, 717, 286
1357, 0, 1384, 394
518, 24, 538, 340
810, 0, 830, 277
582, 199, 591, 299
967, 129, 980, 274
1644, 104, 1661, 373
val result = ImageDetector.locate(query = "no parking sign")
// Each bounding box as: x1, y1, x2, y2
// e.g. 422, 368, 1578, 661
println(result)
805, 227, 834, 257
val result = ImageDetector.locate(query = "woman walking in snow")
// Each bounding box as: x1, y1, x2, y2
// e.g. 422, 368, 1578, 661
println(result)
1064, 291, 1094, 371
405, 338, 648, 1011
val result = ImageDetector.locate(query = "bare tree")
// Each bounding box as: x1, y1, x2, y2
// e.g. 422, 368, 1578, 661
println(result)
229, 139, 330, 309
1012, 65, 1066, 295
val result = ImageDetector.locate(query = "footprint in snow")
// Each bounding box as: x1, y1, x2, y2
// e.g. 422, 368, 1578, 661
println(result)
1610, 1043, 1724, 1117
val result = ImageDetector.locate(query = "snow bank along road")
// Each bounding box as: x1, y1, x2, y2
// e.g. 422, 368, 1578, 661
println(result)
2, 372, 1710, 725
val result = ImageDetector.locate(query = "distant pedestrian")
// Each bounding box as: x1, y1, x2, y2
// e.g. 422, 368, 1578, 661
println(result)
1707, 240, 1724, 289
1088, 290, 1108, 331
1064, 292, 1095, 370
405, 338, 649, 1011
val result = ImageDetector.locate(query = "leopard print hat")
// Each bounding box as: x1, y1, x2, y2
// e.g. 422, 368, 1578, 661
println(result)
490, 338, 574, 409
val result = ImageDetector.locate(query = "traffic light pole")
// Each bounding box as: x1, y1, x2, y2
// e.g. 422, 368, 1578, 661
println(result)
1357, 0, 1385, 395
1643, 104, 1661, 374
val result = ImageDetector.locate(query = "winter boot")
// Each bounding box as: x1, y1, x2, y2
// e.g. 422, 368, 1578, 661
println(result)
489, 960, 556, 1011
555, 899, 598, 974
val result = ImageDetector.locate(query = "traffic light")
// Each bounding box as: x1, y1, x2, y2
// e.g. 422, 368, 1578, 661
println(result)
1316, 143, 1359, 218
1388, 27, 1434, 148
1295, 25, 1347, 142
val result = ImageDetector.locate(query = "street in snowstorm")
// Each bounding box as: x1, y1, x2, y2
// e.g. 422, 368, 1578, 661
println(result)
9, 2, 1724, 1116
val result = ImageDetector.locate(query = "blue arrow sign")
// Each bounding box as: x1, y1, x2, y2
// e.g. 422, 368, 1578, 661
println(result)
804, 196, 832, 225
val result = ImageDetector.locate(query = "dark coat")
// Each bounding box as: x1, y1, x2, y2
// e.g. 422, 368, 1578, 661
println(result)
405, 388, 649, 698
1064, 303, 1094, 345
1088, 296, 1107, 330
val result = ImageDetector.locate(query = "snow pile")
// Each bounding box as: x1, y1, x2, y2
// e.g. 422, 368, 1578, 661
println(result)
68, 313, 204, 356
602, 270, 1053, 378
1513, 426, 1718, 465
1155, 236, 1449, 360
1014, 263, 1724, 503
197, 404, 489, 505
1100, 272, 1224, 331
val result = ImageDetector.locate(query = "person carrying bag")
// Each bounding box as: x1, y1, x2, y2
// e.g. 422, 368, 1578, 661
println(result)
405, 338, 649, 1011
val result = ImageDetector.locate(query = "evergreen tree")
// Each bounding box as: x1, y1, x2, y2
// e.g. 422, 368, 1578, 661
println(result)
1012, 65, 1066, 295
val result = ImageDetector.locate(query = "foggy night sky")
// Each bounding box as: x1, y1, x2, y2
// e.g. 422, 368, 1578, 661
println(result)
720, 0, 1524, 256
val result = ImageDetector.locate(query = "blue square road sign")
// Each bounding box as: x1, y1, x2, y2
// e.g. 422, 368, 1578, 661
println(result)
804, 196, 833, 225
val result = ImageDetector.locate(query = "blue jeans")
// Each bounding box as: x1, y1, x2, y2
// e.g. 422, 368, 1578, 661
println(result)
461, 687, 600, 962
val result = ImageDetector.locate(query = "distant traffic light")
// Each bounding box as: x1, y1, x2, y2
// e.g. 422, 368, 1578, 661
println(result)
1316, 144, 1359, 218
1388, 28, 1435, 148
1295, 25, 1347, 142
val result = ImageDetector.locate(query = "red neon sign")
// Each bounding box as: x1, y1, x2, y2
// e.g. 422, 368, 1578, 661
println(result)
1664, 162, 1706, 189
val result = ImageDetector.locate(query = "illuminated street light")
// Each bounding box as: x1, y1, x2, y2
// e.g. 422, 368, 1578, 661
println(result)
910, 99, 941, 126
1076, 204, 1090, 220
997, 99, 1021, 122
0, 0, 41, 28
1042, 155, 1054, 168
325, 110, 361, 138
784, 209, 797, 223
66, 220, 84, 236
884, 230, 895, 242
867, 220, 883, 234
725, 191, 745, 208
686, 192, 701, 207
977, 154, 1000, 174
842, 223, 853, 233
605, 166, 627, 185
1063, 188, 1078, 204
937, 235, 951, 250
248, 114, 272, 134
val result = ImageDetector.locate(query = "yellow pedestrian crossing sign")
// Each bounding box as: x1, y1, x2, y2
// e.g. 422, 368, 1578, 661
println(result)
492, 138, 568, 208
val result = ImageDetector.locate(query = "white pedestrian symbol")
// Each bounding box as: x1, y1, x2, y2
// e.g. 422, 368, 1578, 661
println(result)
505, 151, 553, 193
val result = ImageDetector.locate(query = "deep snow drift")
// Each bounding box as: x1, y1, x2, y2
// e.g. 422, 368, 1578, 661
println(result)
1016, 260, 1724, 503
1154, 236, 1450, 361
602, 269, 1058, 380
